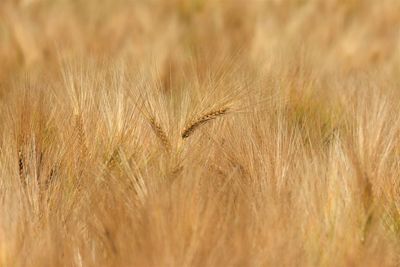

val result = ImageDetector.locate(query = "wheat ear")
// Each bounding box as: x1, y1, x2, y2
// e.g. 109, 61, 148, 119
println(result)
18, 149, 26, 186
74, 114, 89, 160
149, 116, 171, 152
181, 107, 229, 138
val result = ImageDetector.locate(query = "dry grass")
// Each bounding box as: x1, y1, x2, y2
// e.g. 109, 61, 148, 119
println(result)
1, 0, 400, 266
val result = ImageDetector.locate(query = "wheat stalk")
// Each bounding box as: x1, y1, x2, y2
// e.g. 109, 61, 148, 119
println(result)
149, 116, 171, 152
181, 107, 229, 139
74, 114, 89, 160
18, 149, 26, 186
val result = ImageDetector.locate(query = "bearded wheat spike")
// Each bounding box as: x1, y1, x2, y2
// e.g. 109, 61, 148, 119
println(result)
181, 107, 229, 139
74, 114, 89, 159
149, 117, 171, 152
18, 149, 26, 186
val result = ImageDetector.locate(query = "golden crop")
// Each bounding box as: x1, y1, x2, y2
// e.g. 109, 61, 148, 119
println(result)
0, 0, 400, 266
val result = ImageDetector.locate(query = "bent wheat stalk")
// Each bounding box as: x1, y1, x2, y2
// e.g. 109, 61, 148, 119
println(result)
181, 107, 229, 138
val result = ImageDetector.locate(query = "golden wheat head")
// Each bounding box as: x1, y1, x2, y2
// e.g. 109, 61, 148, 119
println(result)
181, 107, 229, 139
149, 116, 171, 152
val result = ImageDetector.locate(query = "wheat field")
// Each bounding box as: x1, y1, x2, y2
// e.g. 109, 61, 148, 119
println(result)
1, 0, 400, 266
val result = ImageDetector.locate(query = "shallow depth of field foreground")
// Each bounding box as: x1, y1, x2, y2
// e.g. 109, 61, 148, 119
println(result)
2, 0, 400, 266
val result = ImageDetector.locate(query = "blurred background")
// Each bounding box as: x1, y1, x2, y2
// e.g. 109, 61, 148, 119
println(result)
1, 0, 400, 85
